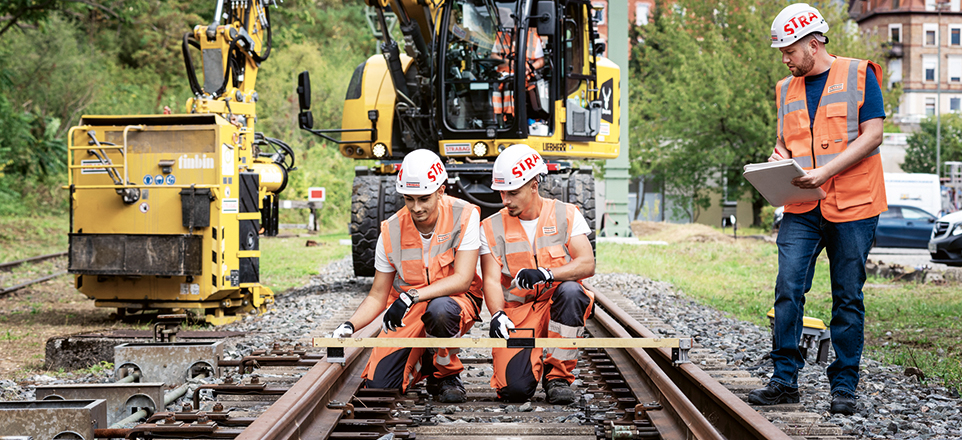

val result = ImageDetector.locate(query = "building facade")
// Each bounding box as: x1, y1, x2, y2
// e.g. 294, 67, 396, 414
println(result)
851, 0, 962, 127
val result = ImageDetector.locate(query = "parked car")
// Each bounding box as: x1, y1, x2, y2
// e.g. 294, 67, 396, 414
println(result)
929, 210, 962, 266
875, 205, 938, 249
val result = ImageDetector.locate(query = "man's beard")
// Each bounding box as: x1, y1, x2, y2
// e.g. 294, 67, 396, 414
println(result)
791, 51, 815, 77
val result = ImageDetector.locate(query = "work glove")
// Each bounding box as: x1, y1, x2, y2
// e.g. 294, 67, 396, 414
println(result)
333, 321, 354, 338
382, 291, 417, 333
514, 267, 553, 290
489, 310, 515, 339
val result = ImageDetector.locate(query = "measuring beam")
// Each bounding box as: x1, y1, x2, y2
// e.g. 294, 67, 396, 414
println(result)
313, 337, 682, 349
313, 337, 690, 364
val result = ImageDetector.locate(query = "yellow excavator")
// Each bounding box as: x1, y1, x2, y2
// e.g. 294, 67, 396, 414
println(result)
64, 0, 294, 324
297, 0, 622, 276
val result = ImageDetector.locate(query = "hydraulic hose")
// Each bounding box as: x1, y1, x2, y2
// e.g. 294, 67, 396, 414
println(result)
455, 178, 504, 209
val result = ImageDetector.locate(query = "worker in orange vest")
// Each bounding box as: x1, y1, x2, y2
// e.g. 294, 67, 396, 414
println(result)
748, 3, 886, 416
479, 144, 595, 405
332, 150, 483, 403
491, 7, 546, 124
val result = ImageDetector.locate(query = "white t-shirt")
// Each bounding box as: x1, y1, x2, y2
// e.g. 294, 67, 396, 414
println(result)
479, 207, 590, 256
375, 209, 481, 273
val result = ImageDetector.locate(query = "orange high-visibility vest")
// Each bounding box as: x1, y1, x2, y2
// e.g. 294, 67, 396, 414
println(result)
381, 195, 483, 305
481, 198, 581, 307
776, 56, 887, 222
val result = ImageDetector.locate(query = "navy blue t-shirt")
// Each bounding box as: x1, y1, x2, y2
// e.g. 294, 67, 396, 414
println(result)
804, 64, 885, 128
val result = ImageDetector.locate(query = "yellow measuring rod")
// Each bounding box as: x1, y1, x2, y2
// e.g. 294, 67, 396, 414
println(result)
313, 335, 692, 364
312, 337, 683, 349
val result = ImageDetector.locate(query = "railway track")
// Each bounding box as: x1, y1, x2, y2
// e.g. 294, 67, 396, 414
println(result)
0, 251, 68, 296
21, 280, 851, 440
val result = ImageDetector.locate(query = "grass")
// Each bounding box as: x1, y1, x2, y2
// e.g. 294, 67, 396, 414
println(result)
259, 230, 351, 293
0, 215, 68, 262
598, 222, 962, 393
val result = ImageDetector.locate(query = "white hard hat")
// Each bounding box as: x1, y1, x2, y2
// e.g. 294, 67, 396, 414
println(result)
396, 150, 448, 195
491, 144, 547, 191
770, 3, 829, 48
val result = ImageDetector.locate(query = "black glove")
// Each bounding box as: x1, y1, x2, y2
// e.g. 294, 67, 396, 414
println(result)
489, 310, 515, 338
382, 291, 417, 333
514, 267, 553, 290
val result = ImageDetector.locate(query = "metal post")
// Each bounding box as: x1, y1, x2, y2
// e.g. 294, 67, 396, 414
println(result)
603, 0, 632, 237
938, 1, 947, 178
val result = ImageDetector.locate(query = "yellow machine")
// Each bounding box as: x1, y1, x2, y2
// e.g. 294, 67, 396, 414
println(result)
65, 0, 294, 324
298, 0, 621, 275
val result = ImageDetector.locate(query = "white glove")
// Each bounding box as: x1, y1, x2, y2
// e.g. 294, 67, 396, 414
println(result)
490, 310, 515, 339
333, 321, 354, 338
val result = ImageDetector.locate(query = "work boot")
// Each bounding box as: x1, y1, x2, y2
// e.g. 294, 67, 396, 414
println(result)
747, 382, 800, 405
544, 379, 576, 405
830, 393, 857, 415
428, 374, 466, 403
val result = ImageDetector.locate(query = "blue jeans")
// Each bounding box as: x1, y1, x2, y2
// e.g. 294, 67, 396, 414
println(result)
771, 206, 878, 397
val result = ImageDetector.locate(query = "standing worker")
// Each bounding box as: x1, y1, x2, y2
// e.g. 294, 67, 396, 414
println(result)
748, 3, 886, 416
479, 144, 595, 404
332, 150, 483, 403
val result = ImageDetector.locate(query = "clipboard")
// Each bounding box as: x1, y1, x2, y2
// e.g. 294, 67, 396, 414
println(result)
743, 159, 826, 207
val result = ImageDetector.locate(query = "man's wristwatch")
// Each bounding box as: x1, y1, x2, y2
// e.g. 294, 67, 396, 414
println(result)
406, 289, 419, 304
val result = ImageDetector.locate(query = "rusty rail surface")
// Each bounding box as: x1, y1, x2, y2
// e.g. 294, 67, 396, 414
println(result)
589, 284, 794, 440
235, 319, 379, 440
0, 251, 67, 271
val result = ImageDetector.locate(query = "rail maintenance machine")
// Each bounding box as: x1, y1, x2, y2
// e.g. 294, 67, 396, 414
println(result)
297, 0, 622, 276
65, 0, 295, 324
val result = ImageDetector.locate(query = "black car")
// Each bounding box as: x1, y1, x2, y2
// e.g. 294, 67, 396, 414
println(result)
875, 205, 938, 249
929, 210, 962, 266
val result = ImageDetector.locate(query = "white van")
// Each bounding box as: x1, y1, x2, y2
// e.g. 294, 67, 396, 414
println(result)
884, 173, 941, 217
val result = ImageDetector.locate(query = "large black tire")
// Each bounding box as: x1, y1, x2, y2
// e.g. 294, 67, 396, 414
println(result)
350, 174, 402, 277
538, 172, 597, 255
567, 172, 597, 255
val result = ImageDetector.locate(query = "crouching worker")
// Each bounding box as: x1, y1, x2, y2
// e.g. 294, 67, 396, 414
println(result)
480, 144, 595, 404
332, 150, 483, 403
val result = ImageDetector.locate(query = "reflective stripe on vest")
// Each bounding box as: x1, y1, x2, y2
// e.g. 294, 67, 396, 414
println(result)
382, 195, 475, 296
481, 199, 576, 306
774, 56, 887, 222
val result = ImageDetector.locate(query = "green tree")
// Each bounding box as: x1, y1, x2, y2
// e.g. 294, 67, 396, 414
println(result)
629, 0, 899, 224
902, 114, 962, 175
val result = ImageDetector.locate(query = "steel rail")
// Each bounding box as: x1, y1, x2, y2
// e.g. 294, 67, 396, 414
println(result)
590, 284, 794, 440
0, 271, 68, 296
0, 252, 67, 271
591, 305, 726, 440
236, 319, 380, 440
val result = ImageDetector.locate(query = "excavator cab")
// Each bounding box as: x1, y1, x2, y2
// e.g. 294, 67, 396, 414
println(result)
297, 0, 618, 276
439, 0, 556, 136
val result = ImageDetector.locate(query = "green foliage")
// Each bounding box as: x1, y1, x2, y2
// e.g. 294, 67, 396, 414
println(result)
629, 0, 897, 224
0, 0, 376, 224
759, 205, 778, 230
902, 113, 962, 174
256, 34, 372, 231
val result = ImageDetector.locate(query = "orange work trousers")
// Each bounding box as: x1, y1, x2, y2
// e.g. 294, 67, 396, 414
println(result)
361, 294, 478, 392
491, 281, 594, 402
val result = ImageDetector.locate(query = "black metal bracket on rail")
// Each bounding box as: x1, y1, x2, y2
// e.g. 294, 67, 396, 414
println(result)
506, 328, 536, 348
671, 338, 693, 365
327, 346, 346, 364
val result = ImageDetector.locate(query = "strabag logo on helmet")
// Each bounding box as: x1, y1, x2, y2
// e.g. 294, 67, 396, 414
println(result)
406, 181, 420, 188
511, 153, 543, 178
427, 162, 444, 182
783, 11, 820, 36
494, 177, 505, 185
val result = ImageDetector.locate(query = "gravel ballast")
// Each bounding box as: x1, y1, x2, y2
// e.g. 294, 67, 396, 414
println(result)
6, 257, 959, 438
